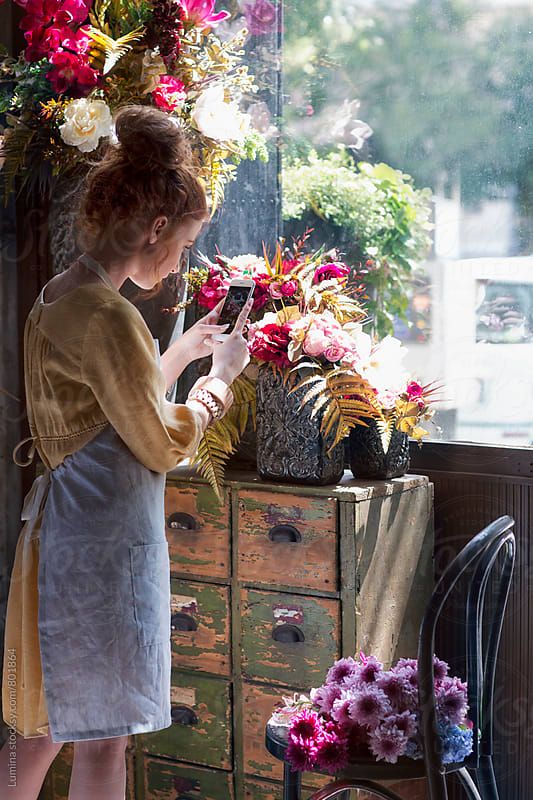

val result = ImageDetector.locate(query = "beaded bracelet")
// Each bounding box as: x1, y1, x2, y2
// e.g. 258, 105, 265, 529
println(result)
189, 388, 225, 421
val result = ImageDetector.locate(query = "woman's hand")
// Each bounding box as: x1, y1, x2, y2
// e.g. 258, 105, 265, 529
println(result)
209, 296, 253, 386
179, 299, 229, 361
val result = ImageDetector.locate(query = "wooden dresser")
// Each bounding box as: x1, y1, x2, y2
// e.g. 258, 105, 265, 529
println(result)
40, 470, 434, 800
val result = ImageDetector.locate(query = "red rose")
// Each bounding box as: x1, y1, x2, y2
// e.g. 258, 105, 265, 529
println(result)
252, 274, 271, 311
313, 262, 350, 284
249, 323, 291, 367
280, 279, 299, 297
196, 269, 228, 310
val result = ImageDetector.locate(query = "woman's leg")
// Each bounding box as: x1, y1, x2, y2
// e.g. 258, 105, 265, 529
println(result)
0, 730, 63, 798
68, 735, 128, 800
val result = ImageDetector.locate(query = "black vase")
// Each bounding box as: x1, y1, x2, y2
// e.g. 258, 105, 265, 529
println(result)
256, 365, 345, 485
349, 420, 410, 480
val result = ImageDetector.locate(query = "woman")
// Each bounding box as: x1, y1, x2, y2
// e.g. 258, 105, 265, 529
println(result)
0, 105, 251, 799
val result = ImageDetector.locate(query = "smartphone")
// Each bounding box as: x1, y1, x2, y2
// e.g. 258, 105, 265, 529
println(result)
217, 278, 255, 333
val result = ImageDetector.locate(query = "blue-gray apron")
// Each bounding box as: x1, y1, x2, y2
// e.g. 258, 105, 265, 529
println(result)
24, 258, 172, 743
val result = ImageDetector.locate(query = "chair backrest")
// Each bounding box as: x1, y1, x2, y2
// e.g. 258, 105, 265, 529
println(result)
417, 515, 516, 779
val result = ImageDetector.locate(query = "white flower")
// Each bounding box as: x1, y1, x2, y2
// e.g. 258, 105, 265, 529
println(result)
59, 98, 113, 153
140, 48, 166, 94
227, 253, 266, 276
191, 84, 251, 143
355, 335, 409, 408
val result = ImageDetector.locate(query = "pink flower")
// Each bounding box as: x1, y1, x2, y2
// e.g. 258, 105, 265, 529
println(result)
359, 654, 383, 684
375, 672, 413, 711
251, 274, 270, 311
326, 657, 360, 686
248, 322, 292, 367
368, 719, 408, 763
152, 75, 187, 112
23, 24, 63, 60
347, 686, 391, 728
242, 0, 277, 36
268, 281, 284, 299
46, 50, 98, 96
179, 0, 230, 29
54, 0, 91, 25
406, 381, 425, 401
315, 731, 349, 774
324, 344, 347, 363
313, 261, 350, 284
196, 269, 229, 310
286, 735, 318, 771
331, 692, 354, 726
289, 709, 324, 741
281, 257, 301, 274
436, 676, 468, 725
310, 683, 343, 715
303, 328, 329, 357
280, 279, 299, 297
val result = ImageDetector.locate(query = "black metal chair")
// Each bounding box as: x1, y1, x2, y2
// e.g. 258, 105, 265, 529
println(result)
265, 515, 516, 800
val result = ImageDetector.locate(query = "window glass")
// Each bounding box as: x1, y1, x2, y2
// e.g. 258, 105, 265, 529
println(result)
282, 0, 533, 446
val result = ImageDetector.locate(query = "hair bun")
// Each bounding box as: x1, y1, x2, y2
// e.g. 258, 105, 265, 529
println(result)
113, 105, 194, 172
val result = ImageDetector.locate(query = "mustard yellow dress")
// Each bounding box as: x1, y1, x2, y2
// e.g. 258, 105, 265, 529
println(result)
2, 264, 202, 739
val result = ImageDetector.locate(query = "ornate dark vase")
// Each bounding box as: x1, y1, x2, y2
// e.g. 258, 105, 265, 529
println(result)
256, 365, 345, 485
348, 420, 410, 480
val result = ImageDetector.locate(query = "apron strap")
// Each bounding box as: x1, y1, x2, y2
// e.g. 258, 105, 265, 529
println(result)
12, 436, 37, 467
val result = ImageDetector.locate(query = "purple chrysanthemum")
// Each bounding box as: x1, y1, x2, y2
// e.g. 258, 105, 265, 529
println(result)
376, 671, 412, 710
331, 690, 354, 725
315, 731, 349, 774
436, 676, 468, 725
358, 653, 383, 684
286, 735, 319, 771
348, 686, 392, 728
326, 657, 360, 686
394, 658, 418, 671
368, 719, 409, 764
384, 710, 418, 739
311, 683, 343, 714
433, 656, 449, 682
288, 708, 324, 741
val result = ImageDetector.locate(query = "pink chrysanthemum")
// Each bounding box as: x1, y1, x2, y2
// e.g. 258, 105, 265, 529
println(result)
311, 684, 343, 715
376, 671, 413, 711
315, 731, 349, 774
358, 654, 384, 684
331, 690, 354, 726
385, 710, 418, 739
436, 676, 468, 725
286, 735, 318, 772
326, 657, 360, 686
433, 656, 450, 682
369, 722, 408, 764
288, 708, 324, 741
347, 686, 391, 729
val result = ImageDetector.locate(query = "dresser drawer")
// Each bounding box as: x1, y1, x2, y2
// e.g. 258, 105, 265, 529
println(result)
240, 588, 340, 686
237, 489, 338, 591
165, 485, 230, 580
142, 756, 234, 800
171, 578, 230, 676
244, 778, 316, 800
241, 682, 328, 789
139, 671, 232, 770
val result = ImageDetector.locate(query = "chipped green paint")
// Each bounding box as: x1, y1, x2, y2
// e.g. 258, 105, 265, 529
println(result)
195, 483, 229, 517
165, 485, 231, 579
170, 578, 230, 676
142, 756, 234, 800
240, 588, 340, 686
237, 489, 338, 591
139, 671, 232, 770
244, 778, 315, 800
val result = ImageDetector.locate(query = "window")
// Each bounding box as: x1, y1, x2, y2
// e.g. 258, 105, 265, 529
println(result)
282, 0, 533, 446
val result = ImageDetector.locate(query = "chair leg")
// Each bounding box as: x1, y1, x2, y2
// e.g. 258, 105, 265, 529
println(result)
283, 761, 302, 800
476, 755, 499, 800
456, 767, 482, 800
306, 779, 404, 800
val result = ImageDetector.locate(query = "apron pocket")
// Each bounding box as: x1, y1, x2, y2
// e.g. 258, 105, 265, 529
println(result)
129, 542, 171, 647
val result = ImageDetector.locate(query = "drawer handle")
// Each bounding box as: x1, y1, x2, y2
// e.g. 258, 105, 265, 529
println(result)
272, 624, 305, 643
167, 512, 199, 531
268, 524, 302, 543
171, 705, 198, 726
171, 612, 198, 632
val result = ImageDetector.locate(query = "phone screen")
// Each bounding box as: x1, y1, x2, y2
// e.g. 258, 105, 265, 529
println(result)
218, 284, 254, 332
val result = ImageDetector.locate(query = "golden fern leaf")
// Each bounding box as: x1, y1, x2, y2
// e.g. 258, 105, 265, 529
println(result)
86, 25, 144, 74
2, 122, 35, 205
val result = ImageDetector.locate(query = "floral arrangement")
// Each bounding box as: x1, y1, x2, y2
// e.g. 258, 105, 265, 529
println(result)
0, 0, 269, 206
267, 653, 474, 773
282, 149, 434, 337
186, 235, 439, 496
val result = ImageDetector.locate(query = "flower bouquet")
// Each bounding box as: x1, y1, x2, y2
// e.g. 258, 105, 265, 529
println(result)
0, 0, 268, 206
267, 653, 474, 774
186, 235, 369, 491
